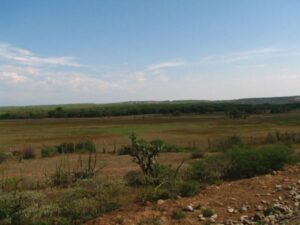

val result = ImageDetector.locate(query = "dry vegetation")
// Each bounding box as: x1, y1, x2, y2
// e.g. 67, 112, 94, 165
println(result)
0, 112, 300, 224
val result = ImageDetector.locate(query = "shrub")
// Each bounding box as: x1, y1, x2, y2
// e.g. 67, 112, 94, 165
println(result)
177, 181, 200, 197
0, 152, 8, 163
0, 191, 44, 225
191, 150, 205, 159
171, 209, 186, 220
265, 132, 278, 144
50, 157, 73, 186
137, 187, 172, 203
124, 170, 145, 186
213, 135, 243, 152
41, 145, 58, 158
189, 155, 229, 184
75, 140, 96, 153
118, 145, 131, 155
129, 133, 165, 177
22, 145, 36, 159
202, 208, 214, 218
60, 180, 124, 223
50, 152, 100, 186
57, 142, 75, 154
225, 145, 294, 179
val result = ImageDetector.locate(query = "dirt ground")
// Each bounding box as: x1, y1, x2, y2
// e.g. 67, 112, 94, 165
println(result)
86, 164, 300, 225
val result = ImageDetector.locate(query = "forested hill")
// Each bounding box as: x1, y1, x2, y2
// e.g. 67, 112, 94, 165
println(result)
0, 96, 299, 120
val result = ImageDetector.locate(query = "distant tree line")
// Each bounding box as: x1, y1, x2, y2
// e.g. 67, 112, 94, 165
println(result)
0, 102, 300, 120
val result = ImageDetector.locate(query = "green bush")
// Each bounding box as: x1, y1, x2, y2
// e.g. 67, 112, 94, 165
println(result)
57, 142, 75, 154
202, 208, 214, 218
41, 145, 58, 158
177, 181, 200, 197
213, 135, 243, 152
137, 187, 172, 203
75, 140, 96, 153
225, 145, 294, 179
189, 155, 229, 184
118, 145, 131, 155
171, 209, 186, 220
0, 191, 44, 225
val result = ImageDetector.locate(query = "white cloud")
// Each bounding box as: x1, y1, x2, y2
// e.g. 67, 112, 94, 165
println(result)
0, 42, 300, 105
0, 43, 80, 67
147, 61, 185, 71
200, 48, 284, 64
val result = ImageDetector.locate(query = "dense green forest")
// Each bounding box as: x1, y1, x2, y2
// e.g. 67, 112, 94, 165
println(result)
0, 101, 300, 119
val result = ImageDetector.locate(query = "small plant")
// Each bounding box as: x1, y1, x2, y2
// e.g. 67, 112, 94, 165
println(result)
0, 152, 9, 163
202, 208, 214, 218
263, 207, 278, 216
191, 150, 205, 159
57, 142, 75, 154
171, 209, 186, 220
177, 181, 199, 197
50, 156, 72, 186
72, 151, 100, 181
75, 140, 96, 153
124, 170, 145, 186
118, 145, 131, 155
22, 145, 36, 159
41, 145, 58, 157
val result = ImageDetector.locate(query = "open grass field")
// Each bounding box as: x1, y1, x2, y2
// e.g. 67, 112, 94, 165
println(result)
1, 112, 300, 150
0, 111, 300, 179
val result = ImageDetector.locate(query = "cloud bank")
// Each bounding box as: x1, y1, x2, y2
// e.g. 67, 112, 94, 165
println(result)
0, 43, 300, 106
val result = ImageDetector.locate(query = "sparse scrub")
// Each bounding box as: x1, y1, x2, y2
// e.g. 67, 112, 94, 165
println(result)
118, 145, 131, 155
189, 155, 229, 184
22, 145, 36, 159
57, 142, 75, 154
191, 150, 205, 159
0, 152, 9, 163
50, 152, 100, 186
138, 217, 161, 225
75, 140, 96, 153
171, 209, 186, 220
176, 181, 200, 197
41, 145, 58, 157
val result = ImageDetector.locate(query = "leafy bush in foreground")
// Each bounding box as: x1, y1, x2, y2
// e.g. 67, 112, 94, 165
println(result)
225, 145, 294, 179
0, 178, 126, 225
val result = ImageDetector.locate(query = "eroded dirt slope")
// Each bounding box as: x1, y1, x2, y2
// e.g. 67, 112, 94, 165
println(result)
86, 164, 300, 225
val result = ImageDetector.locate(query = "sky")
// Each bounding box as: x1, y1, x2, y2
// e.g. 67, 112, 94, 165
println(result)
1, 0, 300, 106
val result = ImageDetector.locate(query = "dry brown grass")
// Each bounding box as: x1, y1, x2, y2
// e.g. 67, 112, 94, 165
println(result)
0, 112, 300, 179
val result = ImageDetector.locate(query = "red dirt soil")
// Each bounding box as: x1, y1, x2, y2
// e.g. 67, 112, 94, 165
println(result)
86, 164, 300, 225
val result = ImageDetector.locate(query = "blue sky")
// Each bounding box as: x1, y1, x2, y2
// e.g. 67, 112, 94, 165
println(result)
1, 0, 300, 105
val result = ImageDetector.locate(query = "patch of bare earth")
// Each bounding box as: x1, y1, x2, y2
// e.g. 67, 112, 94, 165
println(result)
86, 164, 300, 225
